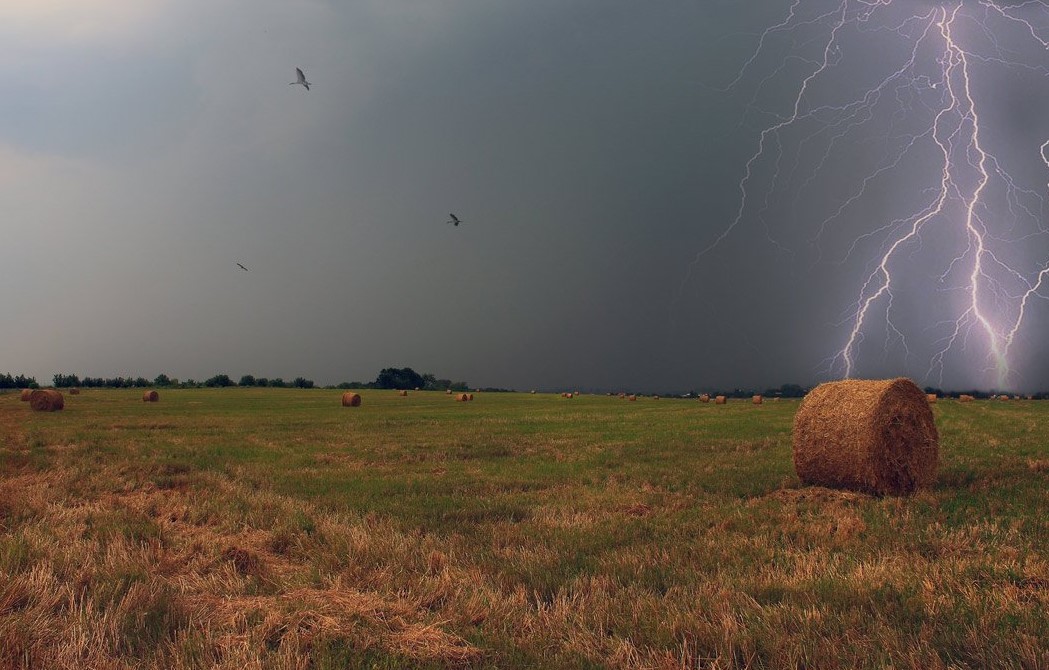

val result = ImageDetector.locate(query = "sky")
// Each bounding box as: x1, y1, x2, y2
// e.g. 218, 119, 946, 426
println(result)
4, 0, 1049, 393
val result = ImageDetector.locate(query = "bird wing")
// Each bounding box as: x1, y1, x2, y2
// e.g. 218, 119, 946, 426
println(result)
296, 67, 305, 83
237, 263, 249, 271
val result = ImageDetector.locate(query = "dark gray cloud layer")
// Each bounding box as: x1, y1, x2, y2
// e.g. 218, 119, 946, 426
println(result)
4, 1, 1049, 392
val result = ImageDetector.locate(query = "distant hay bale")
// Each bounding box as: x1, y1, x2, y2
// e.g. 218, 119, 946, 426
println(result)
618, 392, 626, 398
959, 394, 974, 403
467, 393, 474, 401
341, 392, 361, 407
792, 378, 938, 496
29, 389, 64, 412
628, 395, 637, 401
752, 395, 763, 405
446, 389, 453, 395
653, 395, 660, 400
455, 393, 469, 402
19, 389, 32, 402
699, 394, 710, 403
399, 390, 408, 397
142, 390, 159, 403
1000, 395, 1010, 401
715, 396, 727, 405
531, 390, 537, 394
69, 388, 80, 395
926, 394, 937, 404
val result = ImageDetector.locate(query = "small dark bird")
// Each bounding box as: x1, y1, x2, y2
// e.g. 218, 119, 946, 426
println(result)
448, 213, 461, 226
236, 263, 249, 271
290, 67, 311, 91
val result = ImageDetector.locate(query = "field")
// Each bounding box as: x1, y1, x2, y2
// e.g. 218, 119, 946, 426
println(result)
0, 389, 1046, 669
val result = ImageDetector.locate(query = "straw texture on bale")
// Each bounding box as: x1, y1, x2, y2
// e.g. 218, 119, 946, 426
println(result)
752, 395, 763, 405
29, 389, 64, 412
69, 388, 80, 395
142, 390, 159, 403
456, 393, 469, 402
341, 392, 361, 407
715, 396, 727, 405
792, 378, 938, 496
927, 394, 937, 404
699, 394, 710, 403
19, 389, 32, 402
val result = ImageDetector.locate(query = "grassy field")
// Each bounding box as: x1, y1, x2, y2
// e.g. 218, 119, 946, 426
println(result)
0, 388, 1046, 669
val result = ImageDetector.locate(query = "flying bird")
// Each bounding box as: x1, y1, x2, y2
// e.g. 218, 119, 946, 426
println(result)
447, 213, 461, 226
290, 67, 311, 91
236, 263, 249, 272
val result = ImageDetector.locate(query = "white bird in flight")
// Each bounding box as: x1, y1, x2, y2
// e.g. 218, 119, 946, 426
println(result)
290, 67, 311, 91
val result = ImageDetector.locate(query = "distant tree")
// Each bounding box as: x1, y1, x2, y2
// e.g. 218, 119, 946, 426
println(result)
239, 374, 256, 387
255, 377, 268, 387
374, 367, 425, 390
134, 377, 150, 387
269, 378, 286, 388
53, 373, 82, 388
154, 374, 172, 387
204, 374, 234, 388
449, 381, 469, 392
292, 377, 314, 389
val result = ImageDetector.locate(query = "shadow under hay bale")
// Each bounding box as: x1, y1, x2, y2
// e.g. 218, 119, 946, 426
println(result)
341, 392, 361, 407
792, 378, 938, 496
143, 390, 159, 402
19, 389, 32, 402
29, 389, 64, 412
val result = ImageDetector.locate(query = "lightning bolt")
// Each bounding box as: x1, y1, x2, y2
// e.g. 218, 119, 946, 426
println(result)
690, 0, 1049, 390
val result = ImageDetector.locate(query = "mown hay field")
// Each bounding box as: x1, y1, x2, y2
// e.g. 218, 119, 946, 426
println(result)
0, 389, 1046, 669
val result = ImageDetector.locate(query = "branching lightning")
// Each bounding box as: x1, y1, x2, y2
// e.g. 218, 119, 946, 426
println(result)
692, 0, 1049, 389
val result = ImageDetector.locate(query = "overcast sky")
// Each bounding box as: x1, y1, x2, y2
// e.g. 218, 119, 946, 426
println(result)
4, 1, 1049, 392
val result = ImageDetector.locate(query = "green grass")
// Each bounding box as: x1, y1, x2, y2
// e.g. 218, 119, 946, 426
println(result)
0, 388, 1046, 668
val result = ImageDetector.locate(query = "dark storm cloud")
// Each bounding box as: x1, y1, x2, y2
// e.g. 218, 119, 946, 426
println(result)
3, 1, 1049, 392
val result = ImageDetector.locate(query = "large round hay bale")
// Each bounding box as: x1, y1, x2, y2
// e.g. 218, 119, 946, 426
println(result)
29, 389, 64, 412
958, 394, 974, 403
628, 395, 637, 401
19, 389, 32, 402
752, 395, 763, 405
926, 394, 937, 404
467, 393, 474, 401
715, 395, 727, 405
341, 392, 361, 407
142, 390, 159, 402
699, 394, 710, 403
69, 388, 80, 395
792, 378, 938, 496
456, 393, 469, 402
398, 390, 408, 397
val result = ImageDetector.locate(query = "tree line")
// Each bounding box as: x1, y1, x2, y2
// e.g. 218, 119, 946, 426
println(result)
38, 367, 467, 391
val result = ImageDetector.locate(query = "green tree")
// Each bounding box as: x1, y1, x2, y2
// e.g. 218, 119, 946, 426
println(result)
204, 374, 233, 387
239, 374, 256, 387
374, 367, 425, 390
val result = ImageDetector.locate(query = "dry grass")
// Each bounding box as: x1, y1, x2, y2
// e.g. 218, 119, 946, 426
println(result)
1, 390, 1046, 669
